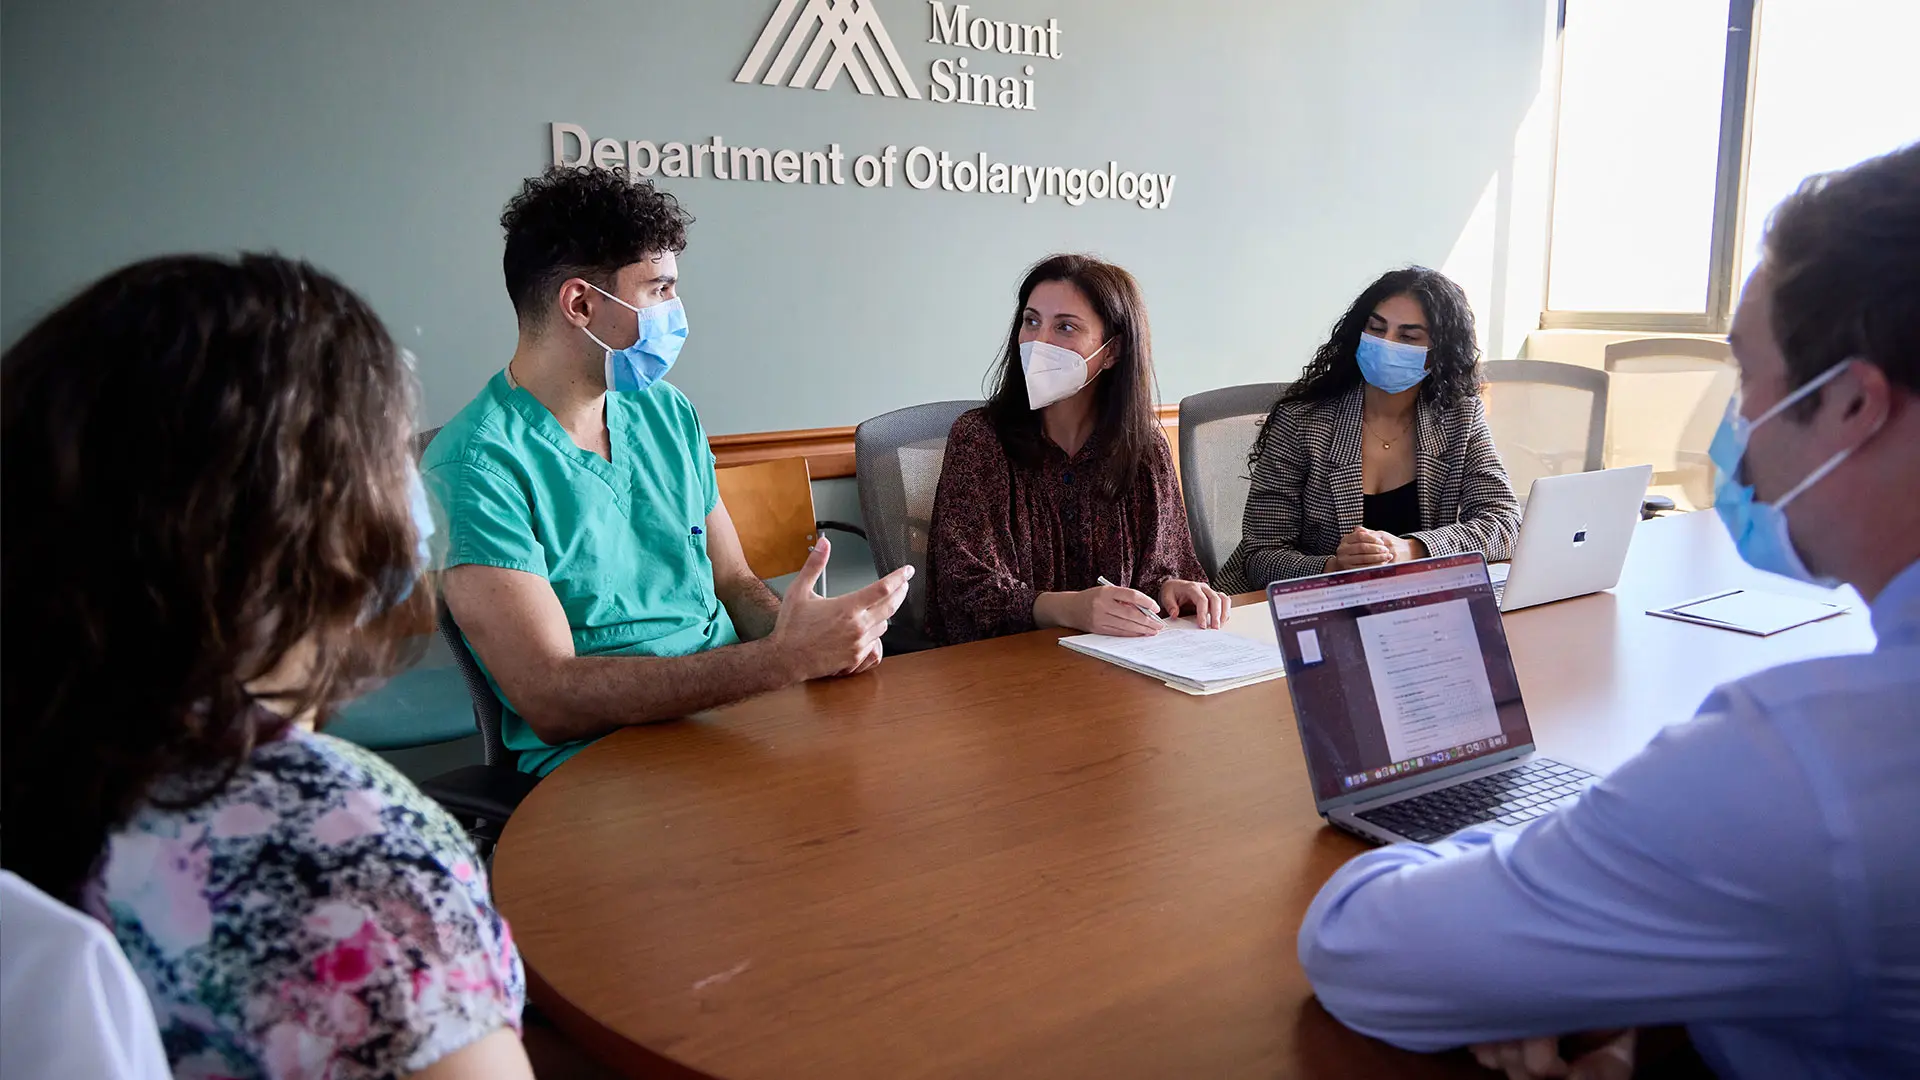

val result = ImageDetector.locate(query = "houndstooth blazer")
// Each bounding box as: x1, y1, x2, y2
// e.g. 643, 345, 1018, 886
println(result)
1216, 384, 1521, 591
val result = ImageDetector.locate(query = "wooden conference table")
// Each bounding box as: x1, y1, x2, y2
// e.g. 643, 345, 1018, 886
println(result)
492, 512, 1876, 1079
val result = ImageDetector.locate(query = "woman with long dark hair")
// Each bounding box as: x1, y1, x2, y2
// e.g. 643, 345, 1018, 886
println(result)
924, 253, 1224, 645
1218, 267, 1520, 590
1, 255, 531, 1078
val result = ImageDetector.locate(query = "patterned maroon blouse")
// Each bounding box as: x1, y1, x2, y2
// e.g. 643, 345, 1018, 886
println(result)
924, 409, 1207, 645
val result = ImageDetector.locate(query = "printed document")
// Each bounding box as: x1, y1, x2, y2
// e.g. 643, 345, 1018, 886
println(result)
1356, 599, 1501, 762
1059, 624, 1284, 692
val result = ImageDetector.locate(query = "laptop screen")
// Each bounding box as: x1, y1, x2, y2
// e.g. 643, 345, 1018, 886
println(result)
1266, 554, 1534, 804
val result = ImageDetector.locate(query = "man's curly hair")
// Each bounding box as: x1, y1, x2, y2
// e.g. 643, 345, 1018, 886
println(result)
500, 165, 694, 327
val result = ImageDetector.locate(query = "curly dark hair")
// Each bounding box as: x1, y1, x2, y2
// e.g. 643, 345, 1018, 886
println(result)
1279, 266, 1482, 411
1, 253, 430, 904
501, 165, 694, 327
981, 253, 1160, 503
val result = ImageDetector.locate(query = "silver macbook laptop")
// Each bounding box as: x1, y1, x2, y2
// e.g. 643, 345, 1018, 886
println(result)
1266, 554, 1597, 846
1491, 464, 1654, 612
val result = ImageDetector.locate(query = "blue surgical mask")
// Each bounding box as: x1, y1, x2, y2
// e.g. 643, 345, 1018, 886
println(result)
1355, 332, 1429, 394
1709, 360, 1872, 586
406, 463, 436, 574
582, 285, 687, 394
370, 463, 437, 617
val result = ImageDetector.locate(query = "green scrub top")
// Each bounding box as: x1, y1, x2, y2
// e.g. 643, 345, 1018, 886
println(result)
422, 371, 739, 776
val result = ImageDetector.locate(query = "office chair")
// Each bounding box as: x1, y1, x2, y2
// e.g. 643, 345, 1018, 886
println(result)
1603, 337, 1737, 512
1482, 360, 1674, 519
713, 456, 866, 593
1481, 360, 1608, 487
324, 664, 483, 755
853, 399, 982, 652
1177, 383, 1288, 582
415, 599, 541, 857
398, 426, 539, 855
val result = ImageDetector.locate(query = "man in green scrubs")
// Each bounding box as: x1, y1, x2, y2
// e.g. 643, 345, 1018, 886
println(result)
426, 167, 912, 776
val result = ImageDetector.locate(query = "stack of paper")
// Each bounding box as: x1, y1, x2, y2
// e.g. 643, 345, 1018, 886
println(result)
1060, 617, 1287, 695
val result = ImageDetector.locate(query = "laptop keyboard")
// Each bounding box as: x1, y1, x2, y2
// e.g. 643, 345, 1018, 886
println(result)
1354, 760, 1596, 843
1492, 579, 1508, 603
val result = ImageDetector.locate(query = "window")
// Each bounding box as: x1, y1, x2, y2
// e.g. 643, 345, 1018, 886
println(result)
1541, 0, 1914, 333
1736, 0, 1920, 288
1543, 0, 1753, 331
1545, 0, 1733, 317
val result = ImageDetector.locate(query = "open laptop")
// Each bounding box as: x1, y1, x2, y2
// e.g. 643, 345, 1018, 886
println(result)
1491, 464, 1654, 612
1266, 554, 1598, 845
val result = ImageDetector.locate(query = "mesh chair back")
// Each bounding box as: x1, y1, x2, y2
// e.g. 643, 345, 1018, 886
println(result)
436, 599, 513, 769
1481, 360, 1609, 502
1178, 383, 1287, 581
854, 400, 981, 636
1603, 337, 1736, 509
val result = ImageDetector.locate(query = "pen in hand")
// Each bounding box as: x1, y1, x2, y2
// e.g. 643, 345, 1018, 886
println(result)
1097, 575, 1162, 622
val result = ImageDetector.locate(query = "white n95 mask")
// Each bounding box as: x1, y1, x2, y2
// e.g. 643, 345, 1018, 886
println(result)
1020, 338, 1112, 410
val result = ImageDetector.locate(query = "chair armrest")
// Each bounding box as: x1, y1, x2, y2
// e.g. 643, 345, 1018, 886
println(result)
817, 519, 868, 541
418, 765, 541, 831
882, 620, 941, 656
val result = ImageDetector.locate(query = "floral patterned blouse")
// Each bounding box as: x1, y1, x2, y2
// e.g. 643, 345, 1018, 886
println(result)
85, 728, 525, 1079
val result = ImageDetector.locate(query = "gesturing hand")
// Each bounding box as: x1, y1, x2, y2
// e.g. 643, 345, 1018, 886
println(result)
837, 639, 884, 678
771, 538, 912, 682
1158, 578, 1229, 629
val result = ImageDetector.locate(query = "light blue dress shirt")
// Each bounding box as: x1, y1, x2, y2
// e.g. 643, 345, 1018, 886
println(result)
1298, 559, 1920, 1079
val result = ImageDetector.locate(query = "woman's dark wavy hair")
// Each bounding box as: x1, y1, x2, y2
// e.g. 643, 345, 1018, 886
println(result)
1, 253, 430, 904
981, 254, 1159, 502
1280, 266, 1482, 411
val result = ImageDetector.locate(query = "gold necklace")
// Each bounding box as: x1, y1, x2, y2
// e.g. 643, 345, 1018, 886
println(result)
1363, 413, 1413, 450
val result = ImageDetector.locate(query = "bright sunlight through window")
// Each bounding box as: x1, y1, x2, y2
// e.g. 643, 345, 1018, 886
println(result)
1737, 0, 1920, 291
1546, 0, 1729, 314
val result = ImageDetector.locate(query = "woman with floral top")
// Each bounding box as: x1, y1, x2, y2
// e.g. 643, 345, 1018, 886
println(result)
1, 254, 532, 1078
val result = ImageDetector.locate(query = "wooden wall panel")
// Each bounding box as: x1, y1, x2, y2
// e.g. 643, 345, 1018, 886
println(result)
710, 427, 856, 479
710, 405, 1182, 482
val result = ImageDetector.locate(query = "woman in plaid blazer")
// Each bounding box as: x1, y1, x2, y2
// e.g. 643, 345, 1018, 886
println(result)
1218, 267, 1521, 592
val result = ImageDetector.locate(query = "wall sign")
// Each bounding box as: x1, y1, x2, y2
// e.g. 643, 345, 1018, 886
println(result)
547, 1, 1179, 211
737, 0, 1052, 112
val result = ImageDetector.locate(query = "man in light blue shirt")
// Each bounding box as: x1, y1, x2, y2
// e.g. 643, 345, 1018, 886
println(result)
1298, 144, 1920, 1078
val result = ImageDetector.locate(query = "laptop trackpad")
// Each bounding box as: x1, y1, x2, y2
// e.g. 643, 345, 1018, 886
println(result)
1489, 563, 1511, 584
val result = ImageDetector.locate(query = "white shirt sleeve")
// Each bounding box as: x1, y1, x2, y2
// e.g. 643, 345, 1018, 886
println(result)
2, 871, 172, 1080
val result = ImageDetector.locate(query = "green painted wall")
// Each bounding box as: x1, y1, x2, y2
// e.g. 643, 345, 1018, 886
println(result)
3, 0, 1553, 435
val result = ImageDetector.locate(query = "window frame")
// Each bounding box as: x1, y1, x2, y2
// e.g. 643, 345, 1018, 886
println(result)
1538, 0, 1761, 334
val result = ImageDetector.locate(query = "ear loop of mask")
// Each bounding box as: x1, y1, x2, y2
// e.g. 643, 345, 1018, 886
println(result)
1074, 338, 1117, 395
578, 281, 638, 355
1743, 360, 1880, 508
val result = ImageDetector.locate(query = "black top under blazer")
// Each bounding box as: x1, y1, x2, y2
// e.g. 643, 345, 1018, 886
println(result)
1217, 384, 1522, 591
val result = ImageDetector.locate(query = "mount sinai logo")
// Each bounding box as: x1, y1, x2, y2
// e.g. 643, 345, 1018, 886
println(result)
736, 0, 1053, 111
736, 0, 923, 99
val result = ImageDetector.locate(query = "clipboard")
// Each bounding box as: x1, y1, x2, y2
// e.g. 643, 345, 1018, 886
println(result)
1647, 588, 1847, 636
